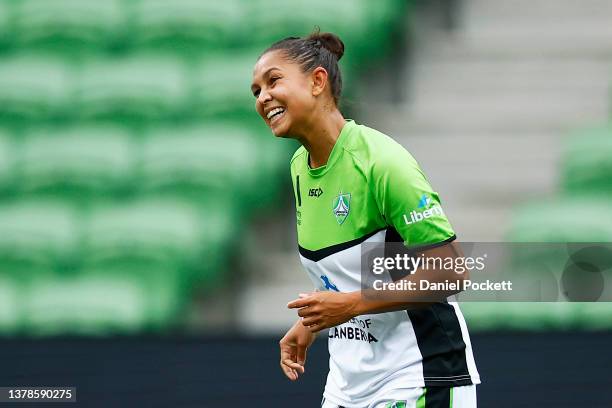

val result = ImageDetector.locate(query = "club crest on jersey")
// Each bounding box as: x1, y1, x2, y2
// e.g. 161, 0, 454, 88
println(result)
384, 401, 407, 408
332, 192, 351, 225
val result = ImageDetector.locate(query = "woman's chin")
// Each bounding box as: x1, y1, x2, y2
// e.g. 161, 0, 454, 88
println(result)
273, 130, 291, 138
271, 123, 291, 138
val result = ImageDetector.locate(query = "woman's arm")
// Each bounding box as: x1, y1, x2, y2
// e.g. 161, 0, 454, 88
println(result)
279, 318, 317, 380
288, 241, 468, 332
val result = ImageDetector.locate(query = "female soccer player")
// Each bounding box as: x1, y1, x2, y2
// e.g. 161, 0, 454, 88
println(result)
251, 31, 480, 408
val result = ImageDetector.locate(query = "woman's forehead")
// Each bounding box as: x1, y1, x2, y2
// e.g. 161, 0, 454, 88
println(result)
253, 50, 292, 78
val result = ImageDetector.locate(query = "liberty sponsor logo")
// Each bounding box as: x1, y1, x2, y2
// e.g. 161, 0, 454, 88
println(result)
332, 192, 350, 224
403, 193, 444, 225
320, 275, 339, 292
417, 193, 431, 209
308, 187, 323, 197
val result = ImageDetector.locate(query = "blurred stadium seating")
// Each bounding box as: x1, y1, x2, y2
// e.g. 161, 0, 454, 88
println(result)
0, 54, 73, 123
561, 123, 612, 195
459, 120, 612, 330
0, 0, 408, 336
0, 2, 610, 407
459, 119, 612, 329
0, 0, 609, 338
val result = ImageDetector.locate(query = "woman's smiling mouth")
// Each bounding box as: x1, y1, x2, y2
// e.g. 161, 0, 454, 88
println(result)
267, 107, 286, 124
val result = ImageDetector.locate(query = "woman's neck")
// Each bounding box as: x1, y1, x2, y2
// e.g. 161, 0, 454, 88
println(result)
299, 109, 346, 169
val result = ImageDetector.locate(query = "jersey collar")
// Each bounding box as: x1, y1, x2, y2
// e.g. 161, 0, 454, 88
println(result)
306, 119, 355, 177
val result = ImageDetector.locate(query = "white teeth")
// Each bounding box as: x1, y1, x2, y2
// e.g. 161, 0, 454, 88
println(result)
267, 107, 285, 120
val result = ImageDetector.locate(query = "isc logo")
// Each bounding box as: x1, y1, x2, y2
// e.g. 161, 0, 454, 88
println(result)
309, 188, 323, 197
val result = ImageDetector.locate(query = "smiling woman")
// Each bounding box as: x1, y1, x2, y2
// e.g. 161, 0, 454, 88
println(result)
251, 31, 346, 168
251, 30, 480, 408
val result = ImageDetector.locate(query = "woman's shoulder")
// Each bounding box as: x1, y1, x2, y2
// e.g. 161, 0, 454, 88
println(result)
344, 121, 413, 166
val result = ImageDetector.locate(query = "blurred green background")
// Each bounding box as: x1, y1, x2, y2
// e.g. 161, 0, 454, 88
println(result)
0, 0, 610, 339
0, 0, 412, 336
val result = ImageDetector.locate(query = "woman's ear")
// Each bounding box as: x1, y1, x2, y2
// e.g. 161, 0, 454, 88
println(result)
311, 67, 328, 97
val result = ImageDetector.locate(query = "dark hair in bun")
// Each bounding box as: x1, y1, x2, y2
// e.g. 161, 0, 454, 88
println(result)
261, 27, 345, 105
310, 30, 344, 61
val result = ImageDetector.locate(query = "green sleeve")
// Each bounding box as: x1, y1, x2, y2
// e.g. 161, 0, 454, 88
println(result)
370, 147, 456, 248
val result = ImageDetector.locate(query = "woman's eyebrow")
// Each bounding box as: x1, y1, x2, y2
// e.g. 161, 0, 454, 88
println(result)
262, 67, 281, 77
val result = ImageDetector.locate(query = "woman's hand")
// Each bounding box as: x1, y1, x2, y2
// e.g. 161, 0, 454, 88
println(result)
287, 291, 361, 333
279, 319, 316, 381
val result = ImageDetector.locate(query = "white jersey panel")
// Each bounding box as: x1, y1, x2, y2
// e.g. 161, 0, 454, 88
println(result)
300, 232, 428, 407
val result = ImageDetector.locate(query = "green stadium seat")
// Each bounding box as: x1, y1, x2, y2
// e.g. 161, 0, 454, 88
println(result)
574, 303, 612, 330
82, 198, 233, 284
129, 0, 245, 51
0, 200, 79, 276
18, 125, 134, 200
81, 198, 236, 325
505, 198, 612, 306
460, 302, 583, 331
462, 302, 612, 332
0, 54, 72, 122
139, 123, 278, 207
0, 274, 20, 335
0, 1, 10, 49
0, 129, 15, 195
22, 272, 151, 336
507, 198, 612, 243
189, 52, 258, 121
12, 0, 126, 51
561, 124, 612, 194
249, 0, 365, 46
76, 54, 188, 121
83, 199, 204, 269
359, 0, 411, 64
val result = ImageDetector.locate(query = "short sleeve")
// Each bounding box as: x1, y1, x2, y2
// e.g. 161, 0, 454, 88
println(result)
370, 148, 456, 248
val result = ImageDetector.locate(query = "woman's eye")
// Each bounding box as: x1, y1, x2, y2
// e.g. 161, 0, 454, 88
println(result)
270, 77, 280, 84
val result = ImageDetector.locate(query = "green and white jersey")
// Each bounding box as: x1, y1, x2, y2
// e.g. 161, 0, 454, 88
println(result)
290, 120, 480, 407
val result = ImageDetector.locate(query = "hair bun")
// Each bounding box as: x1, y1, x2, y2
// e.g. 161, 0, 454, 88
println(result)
309, 31, 345, 61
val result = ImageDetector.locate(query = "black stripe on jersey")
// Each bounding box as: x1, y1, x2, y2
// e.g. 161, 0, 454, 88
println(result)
385, 229, 471, 386
300, 226, 456, 264
384, 227, 456, 251
296, 175, 302, 207
409, 234, 457, 252
384, 228, 457, 281
424, 387, 451, 407
407, 302, 472, 387
298, 227, 386, 262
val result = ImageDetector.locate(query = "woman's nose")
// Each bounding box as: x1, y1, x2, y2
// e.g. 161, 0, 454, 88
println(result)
258, 89, 272, 105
